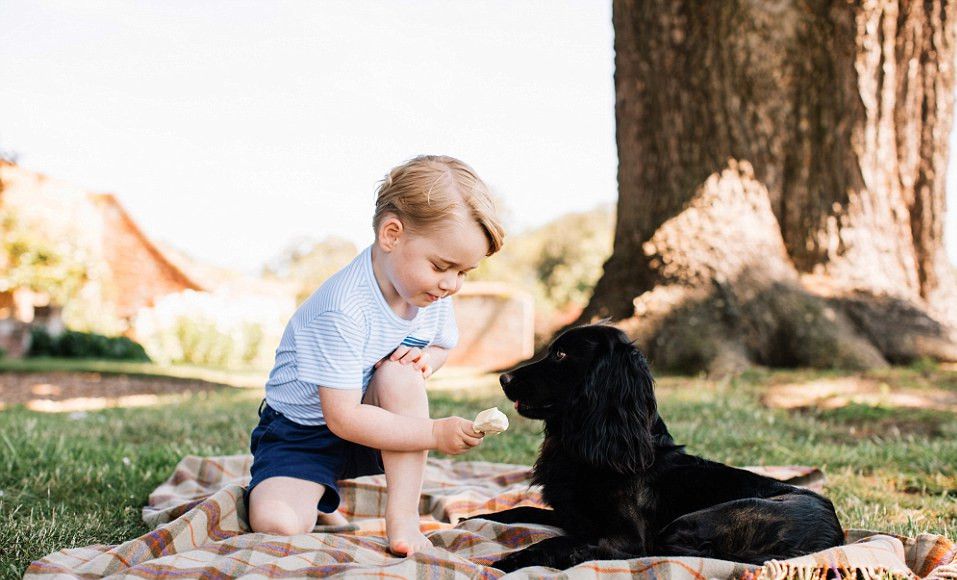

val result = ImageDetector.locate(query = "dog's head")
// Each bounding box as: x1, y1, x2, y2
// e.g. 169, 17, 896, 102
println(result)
500, 324, 659, 473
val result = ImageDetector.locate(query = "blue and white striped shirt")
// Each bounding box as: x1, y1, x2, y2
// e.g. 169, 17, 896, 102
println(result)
264, 245, 458, 425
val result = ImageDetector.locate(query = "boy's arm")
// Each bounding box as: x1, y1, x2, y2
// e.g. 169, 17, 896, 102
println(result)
319, 386, 478, 454
424, 346, 450, 374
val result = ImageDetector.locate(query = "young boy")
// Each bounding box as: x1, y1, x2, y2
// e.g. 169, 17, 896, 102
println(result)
246, 155, 506, 556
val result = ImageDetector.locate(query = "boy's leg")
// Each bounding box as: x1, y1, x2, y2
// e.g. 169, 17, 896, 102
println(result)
248, 476, 346, 534
364, 360, 431, 555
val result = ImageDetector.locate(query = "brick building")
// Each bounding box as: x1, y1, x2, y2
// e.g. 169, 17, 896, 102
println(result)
0, 161, 203, 356
0, 161, 534, 369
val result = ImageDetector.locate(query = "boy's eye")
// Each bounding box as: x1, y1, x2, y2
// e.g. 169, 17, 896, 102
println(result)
432, 263, 448, 272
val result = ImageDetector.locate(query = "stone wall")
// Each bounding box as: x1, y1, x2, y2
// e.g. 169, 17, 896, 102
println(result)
447, 282, 534, 371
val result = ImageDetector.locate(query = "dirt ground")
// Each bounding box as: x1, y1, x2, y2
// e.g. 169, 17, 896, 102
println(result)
757, 371, 957, 441
0, 371, 234, 412
762, 376, 957, 412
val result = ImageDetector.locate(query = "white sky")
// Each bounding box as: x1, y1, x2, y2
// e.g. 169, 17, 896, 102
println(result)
2, 0, 955, 273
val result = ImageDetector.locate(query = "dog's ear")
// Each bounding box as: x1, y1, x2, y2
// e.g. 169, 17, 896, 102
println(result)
560, 340, 657, 474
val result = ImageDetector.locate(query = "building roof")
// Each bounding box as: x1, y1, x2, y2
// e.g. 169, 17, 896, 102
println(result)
0, 163, 204, 317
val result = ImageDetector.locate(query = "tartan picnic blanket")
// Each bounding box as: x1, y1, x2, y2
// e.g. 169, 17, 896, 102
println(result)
26, 455, 957, 579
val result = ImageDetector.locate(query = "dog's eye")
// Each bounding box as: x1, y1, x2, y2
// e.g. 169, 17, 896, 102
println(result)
553, 350, 566, 361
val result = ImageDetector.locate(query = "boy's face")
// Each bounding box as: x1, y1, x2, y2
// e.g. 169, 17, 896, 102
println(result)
378, 213, 488, 311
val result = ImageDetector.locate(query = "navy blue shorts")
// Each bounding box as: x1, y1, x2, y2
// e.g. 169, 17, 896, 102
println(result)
246, 401, 384, 513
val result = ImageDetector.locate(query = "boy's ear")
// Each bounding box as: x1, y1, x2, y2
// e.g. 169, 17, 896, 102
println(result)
377, 215, 404, 251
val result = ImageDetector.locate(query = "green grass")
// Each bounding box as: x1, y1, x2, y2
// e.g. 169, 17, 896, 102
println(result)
2, 367, 956, 578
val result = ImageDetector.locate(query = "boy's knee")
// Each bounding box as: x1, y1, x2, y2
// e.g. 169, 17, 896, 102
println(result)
249, 501, 313, 535
368, 360, 427, 412
371, 360, 426, 390
253, 516, 311, 536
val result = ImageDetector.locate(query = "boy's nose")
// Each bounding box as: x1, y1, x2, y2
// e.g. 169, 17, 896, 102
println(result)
438, 275, 457, 292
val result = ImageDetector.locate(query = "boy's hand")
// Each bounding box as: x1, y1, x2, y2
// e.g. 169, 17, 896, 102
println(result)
375, 346, 433, 378
431, 417, 484, 455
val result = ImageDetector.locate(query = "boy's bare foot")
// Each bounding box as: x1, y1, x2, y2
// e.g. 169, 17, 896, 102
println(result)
317, 511, 349, 527
387, 518, 432, 556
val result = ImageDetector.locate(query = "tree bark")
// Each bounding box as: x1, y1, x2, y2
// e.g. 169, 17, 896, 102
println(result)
582, 0, 957, 372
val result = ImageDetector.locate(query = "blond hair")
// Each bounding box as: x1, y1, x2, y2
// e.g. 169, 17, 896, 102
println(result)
373, 155, 505, 255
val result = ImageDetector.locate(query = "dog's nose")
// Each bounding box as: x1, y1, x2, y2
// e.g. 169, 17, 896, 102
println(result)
499, 373, 513, 388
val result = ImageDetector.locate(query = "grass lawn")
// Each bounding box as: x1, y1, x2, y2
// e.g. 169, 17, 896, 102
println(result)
1, 363, 956, 578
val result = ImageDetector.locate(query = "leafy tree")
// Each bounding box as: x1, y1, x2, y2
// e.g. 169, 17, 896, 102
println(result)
263, 235, 358, 303
0, 206, 89, 305
471, 205, 614, 331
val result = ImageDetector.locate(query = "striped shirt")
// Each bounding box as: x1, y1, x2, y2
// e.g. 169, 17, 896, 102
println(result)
264, 245, 458, 425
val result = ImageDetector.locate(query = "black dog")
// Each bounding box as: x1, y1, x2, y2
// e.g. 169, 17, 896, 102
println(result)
469, 324, 844, 572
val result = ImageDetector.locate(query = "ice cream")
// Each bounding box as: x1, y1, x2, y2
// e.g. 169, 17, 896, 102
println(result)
472, 407, 509, 435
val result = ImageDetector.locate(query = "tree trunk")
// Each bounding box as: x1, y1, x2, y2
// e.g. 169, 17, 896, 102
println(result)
582, 0, 957, 373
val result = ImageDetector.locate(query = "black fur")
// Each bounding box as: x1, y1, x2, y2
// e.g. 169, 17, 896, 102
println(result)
469, 324, 844, 572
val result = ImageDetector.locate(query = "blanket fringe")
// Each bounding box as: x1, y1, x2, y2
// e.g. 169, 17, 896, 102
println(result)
741, 561, 916, 580
924, 563, 957, 580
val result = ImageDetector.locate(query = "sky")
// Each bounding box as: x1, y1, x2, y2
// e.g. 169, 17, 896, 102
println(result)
1, 0, 955, 273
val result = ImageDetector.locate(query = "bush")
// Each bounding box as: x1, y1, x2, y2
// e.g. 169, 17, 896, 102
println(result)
262, 235, 358, 304
27, 328, 150, 361
132, 290, 292, 369
28, 327, 56, 357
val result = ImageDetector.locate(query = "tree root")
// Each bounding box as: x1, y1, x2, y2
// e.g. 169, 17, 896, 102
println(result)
594, 160, 957, 374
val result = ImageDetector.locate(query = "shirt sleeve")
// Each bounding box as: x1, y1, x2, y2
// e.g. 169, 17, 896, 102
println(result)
294, 311, 364, 389
432, 299, 459, 349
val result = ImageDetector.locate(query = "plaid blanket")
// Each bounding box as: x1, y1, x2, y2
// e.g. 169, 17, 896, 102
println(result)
26, 455, 957, 579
